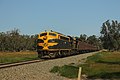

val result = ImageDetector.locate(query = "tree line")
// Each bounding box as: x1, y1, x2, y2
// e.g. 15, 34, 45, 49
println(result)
0, 29, 101, 52
76, 34, 102, 49
0, 20, 120, 52
74, 20, 120, 51
0, 29, 37, 52
100, 20, 120, 51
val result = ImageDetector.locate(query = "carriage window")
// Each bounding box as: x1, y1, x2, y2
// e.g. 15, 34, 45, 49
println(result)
60, 36, 69, 41
49, 33, 56, 36
40, 33, 47, 37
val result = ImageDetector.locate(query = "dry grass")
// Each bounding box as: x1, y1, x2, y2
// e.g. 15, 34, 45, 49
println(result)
0, 51, 36, 55
0, 51, 38, 64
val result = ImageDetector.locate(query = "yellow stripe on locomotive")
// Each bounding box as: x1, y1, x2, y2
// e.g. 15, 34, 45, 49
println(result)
37, 31, 58, 50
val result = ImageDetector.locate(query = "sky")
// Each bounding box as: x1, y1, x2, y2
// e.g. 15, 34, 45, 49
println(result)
0, 0, 120, 37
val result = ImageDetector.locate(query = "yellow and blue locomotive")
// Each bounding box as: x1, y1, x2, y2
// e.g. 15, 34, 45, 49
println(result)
37, 30, 76, 58
37, 30, 98, 58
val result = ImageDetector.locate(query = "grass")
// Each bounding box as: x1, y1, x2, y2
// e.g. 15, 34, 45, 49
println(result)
80, 63, 120, 79
87, 51, 120, 64
0, 51, 38, 64
82, 51, 120, 79
50, 51, 120, 79
50, 65, 79, 78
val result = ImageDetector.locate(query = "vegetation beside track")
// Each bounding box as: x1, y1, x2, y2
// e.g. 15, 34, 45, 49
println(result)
50, 51, 120, 79
0, 51, 38, 64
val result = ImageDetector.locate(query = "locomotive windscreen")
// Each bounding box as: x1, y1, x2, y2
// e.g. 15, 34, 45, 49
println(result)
40, 33, 47, 37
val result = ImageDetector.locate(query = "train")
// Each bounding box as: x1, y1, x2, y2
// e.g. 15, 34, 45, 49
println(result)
37, 30, 98, 58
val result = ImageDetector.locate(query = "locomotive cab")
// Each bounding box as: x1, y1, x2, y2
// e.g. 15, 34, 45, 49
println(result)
37, 31, 58, 50
37, 30, 72, 58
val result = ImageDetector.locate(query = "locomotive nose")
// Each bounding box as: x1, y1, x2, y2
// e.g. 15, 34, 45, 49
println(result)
43, 36, 47, 40
44, 43, 48, 47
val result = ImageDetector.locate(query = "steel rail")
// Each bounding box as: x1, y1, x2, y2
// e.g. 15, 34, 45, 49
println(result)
0, 59, 44, 69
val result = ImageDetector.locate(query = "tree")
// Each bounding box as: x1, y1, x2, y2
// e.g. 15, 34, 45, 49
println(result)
87, 35, 97, 45
0, 28, 37, 52
80, 34, 87, 42
100, 20, 120, 51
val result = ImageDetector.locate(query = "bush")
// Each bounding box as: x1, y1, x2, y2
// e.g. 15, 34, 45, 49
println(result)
50, 65, 79, 78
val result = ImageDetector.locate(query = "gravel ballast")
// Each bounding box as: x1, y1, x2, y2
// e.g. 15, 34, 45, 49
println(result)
0, 52, 98, 80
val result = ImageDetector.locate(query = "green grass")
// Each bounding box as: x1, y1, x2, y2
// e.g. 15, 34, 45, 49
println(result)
0, 51, 38, 64
50, 66, 60, 73
87, 52, 120, 64
79, 63, 120, 79
50, 51, 120, 79
82, 51, 120, 79
50, 65, 79, 78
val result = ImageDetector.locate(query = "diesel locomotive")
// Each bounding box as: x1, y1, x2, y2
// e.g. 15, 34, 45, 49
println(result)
37, 30, 98, 58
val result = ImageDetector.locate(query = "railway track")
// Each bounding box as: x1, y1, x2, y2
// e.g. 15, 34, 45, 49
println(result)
0, 51, 101, 69
0, 59, 45, 69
